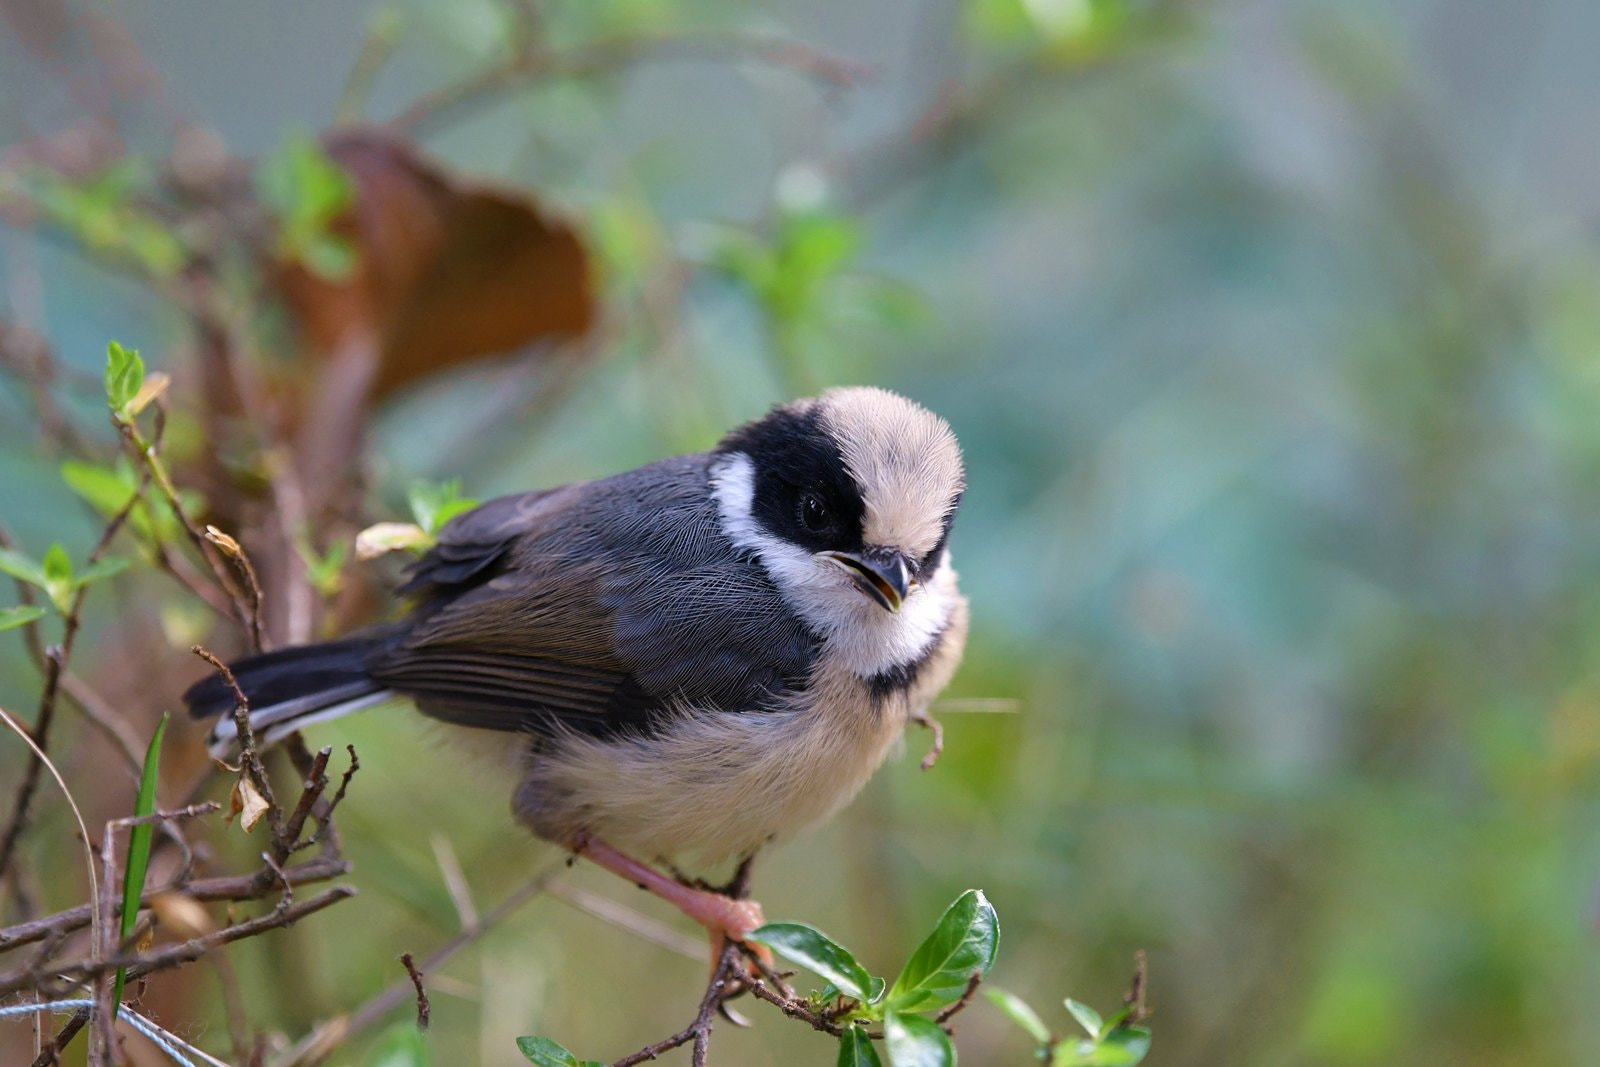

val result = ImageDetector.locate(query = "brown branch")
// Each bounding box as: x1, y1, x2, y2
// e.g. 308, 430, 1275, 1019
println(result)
935, 972, 983, 1025
281, 746, 332, 851
202, 525, 266, 654
114, 404, 256, 640
1124, 948, 1149, 1023
57, 671, 144, 775
190, 643, 286, 847
611, 937, 744, 1067
0, 852, 350, 953
0, 461, 147, 881
0, 885, 355, 997
400, 953, 430, 1030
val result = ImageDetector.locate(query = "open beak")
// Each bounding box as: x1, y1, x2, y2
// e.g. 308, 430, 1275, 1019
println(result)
822, 548, 913, 613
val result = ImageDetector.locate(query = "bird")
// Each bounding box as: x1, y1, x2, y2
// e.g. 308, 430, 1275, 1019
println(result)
185, 386, 968, 959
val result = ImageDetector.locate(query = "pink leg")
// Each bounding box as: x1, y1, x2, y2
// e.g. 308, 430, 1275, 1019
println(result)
571, 832, 769, 966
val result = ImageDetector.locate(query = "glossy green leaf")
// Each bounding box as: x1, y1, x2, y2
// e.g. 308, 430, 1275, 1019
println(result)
882, 1011, 954, 1067
113, 712, 166, 1012
408, 479, 479, 535
0, 605, 47, 631
0, 549, 48, 590
838, 1025, 885, 1067
41, 544, 72, 583
75, 557, 130, 588
1053, 1025, 1152, 1067
61, 459, 138, 516
984, 987, 1050, 1043
749, 921, 876, 1002
105, 340, 145, 417
41, 544, 73, 612
514, 1035, 600, 1067
259, 133, 357, 279
1065, 998, 1104, 1037
884, 890, 999, 1013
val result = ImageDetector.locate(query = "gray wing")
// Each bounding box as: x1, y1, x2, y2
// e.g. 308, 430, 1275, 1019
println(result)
372, 455, 819, 738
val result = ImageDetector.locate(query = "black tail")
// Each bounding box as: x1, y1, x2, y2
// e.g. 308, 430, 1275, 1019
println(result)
184, 629, 396, 750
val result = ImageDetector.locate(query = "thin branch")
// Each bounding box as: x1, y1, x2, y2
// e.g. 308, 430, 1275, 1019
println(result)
190, 644, 286, 847
400, 953, 429, 1030
274, 864, 559, 1066
0, 854, 350, 953
0, 464, 146, 881
1, 886, 355, 997
57, 672, 144, 776
392, 30, 868, 135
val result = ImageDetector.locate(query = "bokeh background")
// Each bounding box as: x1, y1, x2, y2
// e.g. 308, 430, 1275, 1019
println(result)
4, 0, 1600, 1063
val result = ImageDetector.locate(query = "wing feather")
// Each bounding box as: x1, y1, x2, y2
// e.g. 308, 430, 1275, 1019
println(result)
372, 457, 819, 739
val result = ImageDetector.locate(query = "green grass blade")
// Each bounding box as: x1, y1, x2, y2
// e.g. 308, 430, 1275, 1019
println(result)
112, 712, 167, 1011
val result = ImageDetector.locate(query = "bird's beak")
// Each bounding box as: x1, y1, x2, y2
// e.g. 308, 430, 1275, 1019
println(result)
822, 548, 913, 613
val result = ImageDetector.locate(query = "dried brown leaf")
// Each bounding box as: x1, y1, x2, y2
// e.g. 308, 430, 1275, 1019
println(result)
230, 774, 270, 833
275, 127, 595, 399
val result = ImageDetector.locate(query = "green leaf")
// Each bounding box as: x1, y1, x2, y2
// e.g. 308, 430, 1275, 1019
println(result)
362, 1023, 433, 1067
112, 713, 167, 1012
749, 921, 876, 1002
407, 479, 479, 535
41, 544, 74, 613
0, 605, 47, 631
259, 133, 357, 279
984, 988, 1050, 1043
514, 1036, 594, 1067
0, 548, 49, 590
62, 458, 139, 515
882, 1011, 954, 1067
1053, 1026, 1153, 1067
838, 1025, 885, 1067
41, 544, 72, 583
105, 340, 145, 417
75, 556, 130, 588
884, 890, 999, 1014
1065, 998, 1104, 1038
1100, 1026, 1152, 1064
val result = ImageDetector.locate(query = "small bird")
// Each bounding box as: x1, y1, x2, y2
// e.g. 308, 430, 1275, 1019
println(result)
186, 386, 968, 954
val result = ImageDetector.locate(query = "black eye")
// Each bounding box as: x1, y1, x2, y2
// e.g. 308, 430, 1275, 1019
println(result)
799, 492, 830, 532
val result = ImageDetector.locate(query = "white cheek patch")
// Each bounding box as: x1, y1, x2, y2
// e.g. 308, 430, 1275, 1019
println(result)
711, 452, 955, 678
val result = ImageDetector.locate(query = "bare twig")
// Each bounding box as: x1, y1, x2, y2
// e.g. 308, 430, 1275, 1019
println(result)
1124, 949, 1149, 1023
191, 643, 285, 846
57, 672, 145, 776
611, 937, 744, 1067
0, 466, 146, 881
1, 886, 355, 997
392, 30, 868, 134
1, 853, 349, 953
400, 953, 429, 1030
202, 525, 266, 654
935, 972, 983, 1025
275, 864, 558, 1066
114, 405, 256, 640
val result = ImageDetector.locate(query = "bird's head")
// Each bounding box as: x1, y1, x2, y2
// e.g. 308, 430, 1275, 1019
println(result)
712, 387, 964, 659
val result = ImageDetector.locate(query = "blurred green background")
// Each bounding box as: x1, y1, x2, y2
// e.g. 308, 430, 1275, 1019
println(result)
5, 0, 1600, 1063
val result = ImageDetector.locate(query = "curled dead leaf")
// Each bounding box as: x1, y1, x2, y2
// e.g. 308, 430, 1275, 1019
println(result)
229, 774, 270, 833
203, 525, 242, 557
274, 127, 595, 399
355, 521, 430, 561
126, 370, 170, 415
